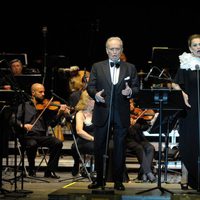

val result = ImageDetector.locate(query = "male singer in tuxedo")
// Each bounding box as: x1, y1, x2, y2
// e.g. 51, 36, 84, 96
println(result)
87, 36, 139, 190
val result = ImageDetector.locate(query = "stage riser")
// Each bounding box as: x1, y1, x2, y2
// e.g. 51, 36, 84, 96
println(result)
2, 155, 181, 173
48, 194, 200, 200
48, 194, 170, 200
49, 194, 200, 200
122, 196, 170, 200
3, 139, 181, 173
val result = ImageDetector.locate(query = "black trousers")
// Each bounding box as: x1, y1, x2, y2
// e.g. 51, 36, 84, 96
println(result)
19, 135, 63, 172
126, 140, 155, 174
94, 122, 127, 184
71, 138, 94, 165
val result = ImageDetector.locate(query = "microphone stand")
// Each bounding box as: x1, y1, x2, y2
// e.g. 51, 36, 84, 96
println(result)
0, 105, 10, 195
92, 66, 116, 195
102, 81, 114, 192
51, 92, 75, 116
4, 69, 33, 198
196, 65, 200, 192
42, 26, 48, 85
50, 65, 55, 94
51, 92, 70, 106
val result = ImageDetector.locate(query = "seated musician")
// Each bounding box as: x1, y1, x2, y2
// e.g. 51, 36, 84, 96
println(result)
1, 59, 40, 91
13, 83, 70, 178
1, 59, 24, 90
126, 99, 157, 182
71, 90, 95, 176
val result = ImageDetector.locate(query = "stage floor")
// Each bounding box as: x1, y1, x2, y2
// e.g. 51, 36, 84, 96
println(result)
1, 171, 199, 200
48, 181, 200, 200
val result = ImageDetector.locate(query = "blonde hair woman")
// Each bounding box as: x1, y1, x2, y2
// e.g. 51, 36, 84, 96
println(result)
71, 90, 95, 176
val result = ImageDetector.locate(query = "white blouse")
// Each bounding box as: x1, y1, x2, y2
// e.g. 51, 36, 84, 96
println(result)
179, 52, 200, 71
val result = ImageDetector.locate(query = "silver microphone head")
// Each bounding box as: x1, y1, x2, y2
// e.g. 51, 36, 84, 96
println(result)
195, 64, 200, 70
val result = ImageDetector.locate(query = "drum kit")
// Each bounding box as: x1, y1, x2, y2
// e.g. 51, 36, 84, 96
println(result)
137, 69, 171, 89
137, 69, 147, 76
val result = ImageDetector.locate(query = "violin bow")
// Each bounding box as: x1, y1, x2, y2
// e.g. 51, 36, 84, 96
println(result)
31, 96, 54, 129
134, 109, 147, 123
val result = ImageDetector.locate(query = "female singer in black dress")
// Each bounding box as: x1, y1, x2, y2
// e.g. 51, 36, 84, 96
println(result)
172, 34, 200, 190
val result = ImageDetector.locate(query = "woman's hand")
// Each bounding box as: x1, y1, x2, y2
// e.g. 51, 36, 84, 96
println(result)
172, 83, 191, 108
182, 91, 191, 108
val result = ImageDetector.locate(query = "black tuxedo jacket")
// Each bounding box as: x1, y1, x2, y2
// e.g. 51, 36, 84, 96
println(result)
87, 59, 139, 127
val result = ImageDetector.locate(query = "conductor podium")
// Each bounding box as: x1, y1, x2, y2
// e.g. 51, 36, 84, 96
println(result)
136, 89, 184, 194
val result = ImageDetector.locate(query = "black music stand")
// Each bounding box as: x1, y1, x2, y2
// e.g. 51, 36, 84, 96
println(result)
0, 90, 33, 198
14, 74, 42, 95
136, 89, 184, 195
0, 90, 15, 194
149, 109, 181, 183
151, 47, 181, 79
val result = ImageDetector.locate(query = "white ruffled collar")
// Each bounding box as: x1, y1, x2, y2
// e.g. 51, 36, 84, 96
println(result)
179, 52, 200, 70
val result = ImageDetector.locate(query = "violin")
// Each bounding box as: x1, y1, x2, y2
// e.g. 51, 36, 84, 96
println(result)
30, 97, 70, 132
36, 98, 63, 111
130, 99, 155, 126
130, 107, 155, 126
132, 107, 155, 121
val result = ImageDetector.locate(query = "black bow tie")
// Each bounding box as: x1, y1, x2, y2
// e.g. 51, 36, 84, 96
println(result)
110, 61, 120, 68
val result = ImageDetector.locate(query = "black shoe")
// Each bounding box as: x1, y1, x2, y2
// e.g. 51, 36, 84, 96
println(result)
142, 174, 148, 182
147, 172, 156, 183
88, 181, 103, 189
137, 172, 143, 180
181, 183, 188, 190
44, 171, 60, 179
28, 170, 36, 177
90, 171, 97, 182
114, 182, 125, 191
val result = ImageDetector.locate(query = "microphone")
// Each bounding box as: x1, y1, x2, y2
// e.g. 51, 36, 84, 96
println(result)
195, 64, 200, 70
144, 67, 154, 81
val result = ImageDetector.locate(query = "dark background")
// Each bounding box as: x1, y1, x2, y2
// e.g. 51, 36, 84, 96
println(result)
0, 3, 199, 97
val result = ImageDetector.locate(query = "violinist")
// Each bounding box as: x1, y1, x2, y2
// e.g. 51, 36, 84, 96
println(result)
126, 99, 157, 182
15, 83, 70, 178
